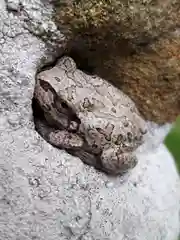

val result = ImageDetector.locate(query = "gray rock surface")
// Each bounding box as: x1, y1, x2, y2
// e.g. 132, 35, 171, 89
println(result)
0, 0, 179, 240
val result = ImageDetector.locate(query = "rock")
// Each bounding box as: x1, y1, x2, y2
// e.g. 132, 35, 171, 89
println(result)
53, 0, 180, 124
0, 1, 179, 240
77, 33, 180, 124
54, 0, 180, 45
115, 34, 180, 124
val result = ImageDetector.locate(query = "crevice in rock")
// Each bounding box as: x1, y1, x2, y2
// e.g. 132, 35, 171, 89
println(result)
63, 36, 137, 79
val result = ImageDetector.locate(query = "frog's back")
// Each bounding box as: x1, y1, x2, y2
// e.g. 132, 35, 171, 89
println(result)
39, 56, 137, 114
56, 57, 147, 147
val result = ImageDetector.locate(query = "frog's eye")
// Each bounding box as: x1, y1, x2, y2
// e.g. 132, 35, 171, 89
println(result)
61, 101, 69, 109
92, 144, 98, 148
54, 97, 70, 113
127, 132, 133, 141
96, 127, 103, 133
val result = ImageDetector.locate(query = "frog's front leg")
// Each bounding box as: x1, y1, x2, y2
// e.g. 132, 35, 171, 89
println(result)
35, 118, 84, 150
48, 130, 84, 150
100, 147, 138, 175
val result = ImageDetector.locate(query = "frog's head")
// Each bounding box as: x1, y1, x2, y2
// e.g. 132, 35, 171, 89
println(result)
53, 94, 81, 131
36, 78, 81, 131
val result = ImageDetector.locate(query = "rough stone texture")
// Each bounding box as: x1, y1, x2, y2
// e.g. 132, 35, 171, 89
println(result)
0, 1, 179, 240
77, 33, 180, 124
115, 32, 180, 124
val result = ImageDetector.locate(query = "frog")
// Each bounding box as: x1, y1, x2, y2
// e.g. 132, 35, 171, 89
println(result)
33, 56, 147, 175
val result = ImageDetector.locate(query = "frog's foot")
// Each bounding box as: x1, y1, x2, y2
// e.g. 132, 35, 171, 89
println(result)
100, 147, 138, 175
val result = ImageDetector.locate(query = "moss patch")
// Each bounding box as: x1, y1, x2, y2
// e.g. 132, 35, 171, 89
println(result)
54, 0, 180, 43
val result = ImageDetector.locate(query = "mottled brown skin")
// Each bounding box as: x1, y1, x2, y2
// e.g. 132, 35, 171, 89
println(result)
33, 56, 147, 175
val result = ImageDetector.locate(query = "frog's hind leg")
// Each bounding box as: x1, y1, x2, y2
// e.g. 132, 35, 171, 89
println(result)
100, 147, 138, 175
67, 148, 103, 170
35, 117, 105, 173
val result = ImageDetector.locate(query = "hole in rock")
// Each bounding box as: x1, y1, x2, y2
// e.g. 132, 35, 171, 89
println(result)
65, 36, 137, 83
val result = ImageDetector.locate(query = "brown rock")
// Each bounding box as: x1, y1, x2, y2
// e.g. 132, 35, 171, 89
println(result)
53, 0, 180, 123
117, 34, 180, 124
72, 33, 180, 124
54, 0, 180, 45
